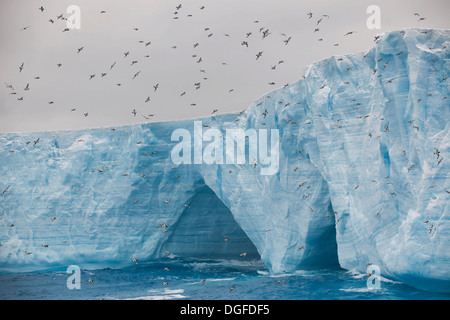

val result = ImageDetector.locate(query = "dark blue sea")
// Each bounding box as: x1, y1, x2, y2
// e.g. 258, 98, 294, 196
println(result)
0, 257, 448, 300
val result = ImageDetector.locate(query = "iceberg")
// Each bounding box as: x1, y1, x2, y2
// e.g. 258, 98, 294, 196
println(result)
0, 28, 449, 293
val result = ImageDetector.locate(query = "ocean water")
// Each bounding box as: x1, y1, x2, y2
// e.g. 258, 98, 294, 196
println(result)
0, 257, 448, 300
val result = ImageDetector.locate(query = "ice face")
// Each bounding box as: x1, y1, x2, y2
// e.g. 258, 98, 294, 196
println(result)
0, 28, 448, 292
300, 28, 450, 292
161, 185, 261, 260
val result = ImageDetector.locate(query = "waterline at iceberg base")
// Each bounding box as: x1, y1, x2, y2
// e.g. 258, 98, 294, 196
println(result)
0, 28, 449, 295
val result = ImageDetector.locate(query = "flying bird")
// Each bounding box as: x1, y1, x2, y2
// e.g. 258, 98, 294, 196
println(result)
132, 71, 141, 79
434, 148, 440, 159
283, 37, 291, 45
1, 185, 10, 196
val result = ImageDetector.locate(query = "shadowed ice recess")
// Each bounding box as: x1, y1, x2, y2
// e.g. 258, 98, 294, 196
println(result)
0, 28, 449, 293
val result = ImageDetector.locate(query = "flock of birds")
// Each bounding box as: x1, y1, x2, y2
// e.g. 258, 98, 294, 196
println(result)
1, 3, 447, 296
4, 3, 416, 124
4, 4, 438, 132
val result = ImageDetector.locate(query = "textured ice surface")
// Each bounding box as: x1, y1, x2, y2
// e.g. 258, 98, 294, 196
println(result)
0, 28, 449, 292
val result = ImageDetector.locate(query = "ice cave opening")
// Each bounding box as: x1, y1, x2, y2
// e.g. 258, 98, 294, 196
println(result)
161, 185, 261, 261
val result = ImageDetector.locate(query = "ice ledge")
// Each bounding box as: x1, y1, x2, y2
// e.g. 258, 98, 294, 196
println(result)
0, 28, 449, 293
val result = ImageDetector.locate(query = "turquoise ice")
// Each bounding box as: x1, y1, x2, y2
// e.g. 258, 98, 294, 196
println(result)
0, 28, 449, 292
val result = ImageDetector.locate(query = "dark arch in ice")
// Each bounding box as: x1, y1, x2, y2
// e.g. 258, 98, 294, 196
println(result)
161, 184, 261, 261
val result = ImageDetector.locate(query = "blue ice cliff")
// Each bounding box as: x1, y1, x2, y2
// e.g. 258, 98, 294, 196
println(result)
0, 29, 449, 292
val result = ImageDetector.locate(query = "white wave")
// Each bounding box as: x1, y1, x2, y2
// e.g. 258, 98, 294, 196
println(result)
206, 277, 236, 282
257, 270, 269, 276
125, 294, 186, 300
346, 269, 403, 284
126, 288, 186, 300
257, 269, 320, 278
339, 287, 379, 293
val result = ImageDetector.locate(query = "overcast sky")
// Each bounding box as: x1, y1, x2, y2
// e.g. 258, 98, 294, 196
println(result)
1, 0, 449, 133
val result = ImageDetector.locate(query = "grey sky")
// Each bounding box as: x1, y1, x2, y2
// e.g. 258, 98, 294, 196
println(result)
1, 0, 449, 133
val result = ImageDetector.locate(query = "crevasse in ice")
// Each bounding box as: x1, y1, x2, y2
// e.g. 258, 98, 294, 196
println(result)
0, 28, 449, 292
